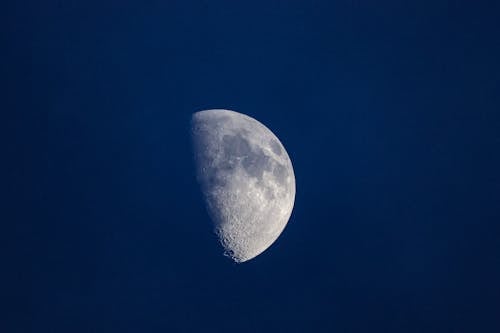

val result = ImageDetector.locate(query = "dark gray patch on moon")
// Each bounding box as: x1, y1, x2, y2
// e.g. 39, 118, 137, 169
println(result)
273, 164, 288, 185
222, 134, 273, 180
270, 139, 282, 155
242, 150, 270, 179
223, 134, 251, 158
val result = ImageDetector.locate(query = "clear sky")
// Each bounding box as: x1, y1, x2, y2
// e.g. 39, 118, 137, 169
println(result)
6, 1, 500, 332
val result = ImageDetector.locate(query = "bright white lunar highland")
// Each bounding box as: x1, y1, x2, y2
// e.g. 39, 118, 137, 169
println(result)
191, 109, 296, 263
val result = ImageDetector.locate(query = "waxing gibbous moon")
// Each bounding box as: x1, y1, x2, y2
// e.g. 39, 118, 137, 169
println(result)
191, 109, 296, 263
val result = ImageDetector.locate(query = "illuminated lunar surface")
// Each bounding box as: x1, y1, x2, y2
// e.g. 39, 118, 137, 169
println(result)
191, 109, 296, 263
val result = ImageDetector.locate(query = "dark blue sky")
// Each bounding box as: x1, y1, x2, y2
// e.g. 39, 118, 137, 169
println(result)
6, 1, 500, 332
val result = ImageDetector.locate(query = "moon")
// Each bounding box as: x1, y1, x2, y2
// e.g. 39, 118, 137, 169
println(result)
191, 109, 296, 263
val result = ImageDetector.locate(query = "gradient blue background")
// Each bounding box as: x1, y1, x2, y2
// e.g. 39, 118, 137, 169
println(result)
6, 1, 500, 332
